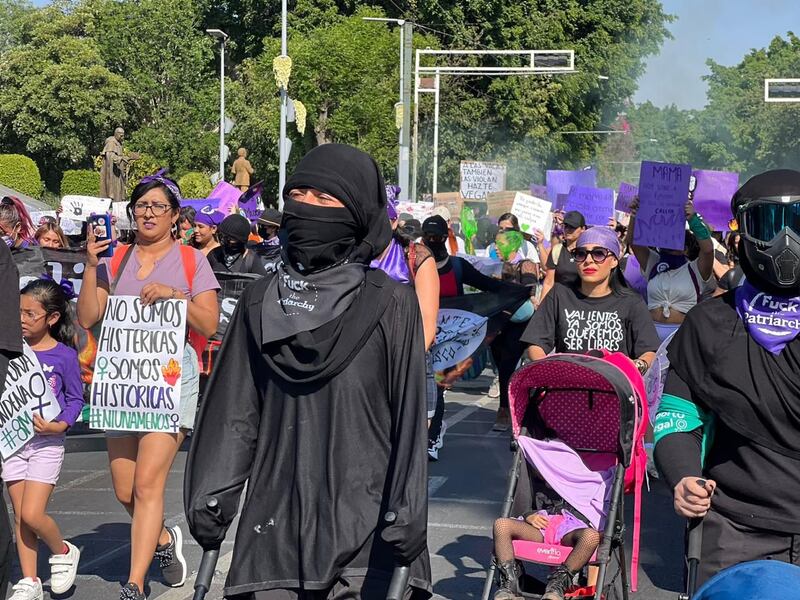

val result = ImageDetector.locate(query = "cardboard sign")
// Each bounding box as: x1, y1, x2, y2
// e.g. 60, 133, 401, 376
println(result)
207, 181, 241, 215
634, 161, 692, 250
238, 182, 264, 223
616, 182, 639, 213
396, 201, 434, 221
30, 210, 57, 226
546, 169, 597, 204
90, 296, 187, 433
565, 186, 615, 226
59, 195, 112, 222
693, 170, 739, 231
511, 192, 552, 233
0, 342, 61, 459
460, 161, 506, 200
59, 217, 82, 236
431, 308, 488, 371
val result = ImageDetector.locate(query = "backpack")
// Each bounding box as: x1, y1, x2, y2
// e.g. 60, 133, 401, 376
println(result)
108, 243, 209, 366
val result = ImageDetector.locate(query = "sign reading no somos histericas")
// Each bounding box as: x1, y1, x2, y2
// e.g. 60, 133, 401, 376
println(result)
460, 161, 506, 200
90, 296, 187, 433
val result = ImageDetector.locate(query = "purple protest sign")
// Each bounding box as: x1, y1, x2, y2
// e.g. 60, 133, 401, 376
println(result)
565, 186, 614, 226
238, 181, 264, 223
555, 194, 569, 211
546, 169, 597, 203
182, 198, 220, 214
634, 161, 691, 251
208, 181, 241, 215
616, 182, 638, 213
529, 184, 548, 199
692, 169, 739, 231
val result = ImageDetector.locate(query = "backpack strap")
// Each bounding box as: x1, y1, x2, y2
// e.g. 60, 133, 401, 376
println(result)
242, 250, 257, 275
108, 243, 133, 296
687, 262, 701, 304
178, 245, 197, 292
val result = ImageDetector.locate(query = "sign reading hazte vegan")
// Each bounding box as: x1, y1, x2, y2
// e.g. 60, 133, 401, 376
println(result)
0, 342, 61, 459
90, 296, 187, 433
460, 161, 506, 200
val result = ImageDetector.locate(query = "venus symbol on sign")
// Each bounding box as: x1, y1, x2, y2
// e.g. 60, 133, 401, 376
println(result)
33, 396, 52, 418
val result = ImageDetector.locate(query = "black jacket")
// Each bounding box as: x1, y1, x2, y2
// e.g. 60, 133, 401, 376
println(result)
185, 271, 432, 597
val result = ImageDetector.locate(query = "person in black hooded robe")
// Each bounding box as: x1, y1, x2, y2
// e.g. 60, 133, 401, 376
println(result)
185, 144, 432, 599
654, 170, 800, 586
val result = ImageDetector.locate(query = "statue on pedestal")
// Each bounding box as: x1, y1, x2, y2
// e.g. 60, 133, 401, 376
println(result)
99, 128, 139, 202
230, 147, 255, 193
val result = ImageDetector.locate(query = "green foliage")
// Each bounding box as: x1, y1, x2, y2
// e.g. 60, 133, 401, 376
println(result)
178, 171, 214, 199
0, 153, 43, 198
125, 151, 162, 197
60, 169, 101, 196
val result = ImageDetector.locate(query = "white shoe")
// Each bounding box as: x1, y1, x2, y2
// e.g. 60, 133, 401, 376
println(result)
9, 578, 43, 600
488, 376, 500, 398
49, 540, 80, 594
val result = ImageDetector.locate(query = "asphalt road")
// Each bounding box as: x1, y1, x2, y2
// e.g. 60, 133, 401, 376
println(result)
4, 374, 685, 599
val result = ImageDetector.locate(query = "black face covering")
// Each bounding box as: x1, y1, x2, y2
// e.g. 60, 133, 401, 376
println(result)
282, 198, 360, 273
427, 240, 449, 262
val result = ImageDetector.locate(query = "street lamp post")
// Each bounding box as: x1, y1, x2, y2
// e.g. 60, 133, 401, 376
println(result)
206, 29, 229, 183
278, 0, 288, 209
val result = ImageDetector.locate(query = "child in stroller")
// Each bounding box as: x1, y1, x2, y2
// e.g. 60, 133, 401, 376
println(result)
493, 481, 601, 600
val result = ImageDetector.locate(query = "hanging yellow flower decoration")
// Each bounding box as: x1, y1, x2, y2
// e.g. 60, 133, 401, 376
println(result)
292, 99, 307, 135
273, 55, 292, 90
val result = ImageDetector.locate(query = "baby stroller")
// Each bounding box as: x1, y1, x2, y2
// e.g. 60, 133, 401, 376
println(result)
481, 352, 648, 600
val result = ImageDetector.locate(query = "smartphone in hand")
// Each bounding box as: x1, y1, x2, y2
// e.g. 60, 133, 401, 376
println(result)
90, 213, 115, 258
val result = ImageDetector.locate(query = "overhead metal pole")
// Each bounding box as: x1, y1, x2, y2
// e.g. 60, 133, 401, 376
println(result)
278, 0, 288, 210
206, 29, 229, 182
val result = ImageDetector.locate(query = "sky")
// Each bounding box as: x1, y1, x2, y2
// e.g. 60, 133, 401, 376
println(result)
633, 0, 799, 110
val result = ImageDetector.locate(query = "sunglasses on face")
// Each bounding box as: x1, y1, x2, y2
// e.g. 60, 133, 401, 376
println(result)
572, 248, 613, 264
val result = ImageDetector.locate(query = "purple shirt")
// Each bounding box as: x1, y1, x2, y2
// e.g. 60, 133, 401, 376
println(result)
34, 343, 84, 427
98, 243, 220, 298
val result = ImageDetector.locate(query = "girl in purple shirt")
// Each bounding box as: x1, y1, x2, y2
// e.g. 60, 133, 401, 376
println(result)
3, 278, 83, 600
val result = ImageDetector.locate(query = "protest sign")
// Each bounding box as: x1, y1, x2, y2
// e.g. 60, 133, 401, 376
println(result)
555, 193, 569, 212
546, 169, 597, 204
30, 210, 57, 225
693, 169, 739, 231
565, 186, 615, 226
59, 217, 82, 236
530, 184, 548, 199
0, 342, 61, 459
511, 192, 552, 233
89, 295, 187, 433
634, 161, 692, 250
59, 195, 112, 222
207, 181, 241, 215
396, 201, 434, 221
616, 182, 639, 213
238, 181, 264, 223
460, 161, 506, 200
111, 202, 132, 230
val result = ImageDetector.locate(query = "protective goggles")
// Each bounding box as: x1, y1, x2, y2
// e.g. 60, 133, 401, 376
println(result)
738, 196, 800, 243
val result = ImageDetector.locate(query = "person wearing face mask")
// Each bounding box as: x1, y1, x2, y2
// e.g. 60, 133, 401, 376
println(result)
186, 144, 432, 599
538, 211, 587, 303
0, 196, 36, 250
207, 214, 267, 276
250, 208, 283, 273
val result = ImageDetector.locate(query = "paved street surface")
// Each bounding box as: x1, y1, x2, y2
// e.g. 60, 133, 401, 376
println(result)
5, 374, 685, 599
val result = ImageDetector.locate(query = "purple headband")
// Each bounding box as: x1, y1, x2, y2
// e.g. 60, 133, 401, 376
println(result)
576, 226, 622, 259
386, 184, 401, 221
195, 210, 224, 227
40, 273, 76, 300
139, 169, 183, 203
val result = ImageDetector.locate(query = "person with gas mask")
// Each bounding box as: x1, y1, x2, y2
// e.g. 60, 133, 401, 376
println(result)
207, 213, 267, 276
185, 144, 432, 599
654, 170, 800, 586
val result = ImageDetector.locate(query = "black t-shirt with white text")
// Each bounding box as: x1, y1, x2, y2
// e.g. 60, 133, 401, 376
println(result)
522, 283, 659, 358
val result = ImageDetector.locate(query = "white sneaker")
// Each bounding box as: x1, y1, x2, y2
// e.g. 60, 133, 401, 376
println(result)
488, 376, 500, 398
9, 578, 43, 600
49, 540, 80, 594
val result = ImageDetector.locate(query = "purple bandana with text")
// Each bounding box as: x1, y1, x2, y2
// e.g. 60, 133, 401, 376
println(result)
736, 279, 800, 354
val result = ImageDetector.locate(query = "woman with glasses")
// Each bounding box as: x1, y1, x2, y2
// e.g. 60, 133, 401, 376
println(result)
77, 173, 219, 600
523, 226, 659, 374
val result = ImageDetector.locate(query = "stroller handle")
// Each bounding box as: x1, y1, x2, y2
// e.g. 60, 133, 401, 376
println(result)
386, 565, 410, 600
192, 548, 219, 600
